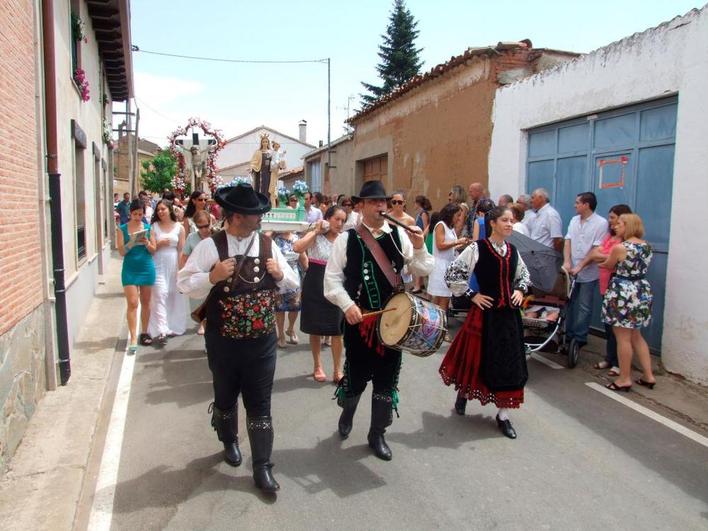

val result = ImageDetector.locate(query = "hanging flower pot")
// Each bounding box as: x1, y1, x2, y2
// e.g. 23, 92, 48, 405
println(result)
74, 68, 90, 102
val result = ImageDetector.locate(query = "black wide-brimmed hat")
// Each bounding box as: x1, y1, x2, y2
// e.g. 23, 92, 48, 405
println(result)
353, 180, 390, 201
215, 183, 271, 215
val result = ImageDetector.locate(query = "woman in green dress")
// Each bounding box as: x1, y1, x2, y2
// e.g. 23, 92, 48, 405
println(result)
117, 199, 157, 353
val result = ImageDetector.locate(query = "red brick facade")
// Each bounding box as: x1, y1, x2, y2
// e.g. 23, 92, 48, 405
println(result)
0, 0, 43, 335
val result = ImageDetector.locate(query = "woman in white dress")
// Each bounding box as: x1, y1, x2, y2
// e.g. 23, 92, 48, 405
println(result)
427, 203, 469, 311
149, 199, 187, 343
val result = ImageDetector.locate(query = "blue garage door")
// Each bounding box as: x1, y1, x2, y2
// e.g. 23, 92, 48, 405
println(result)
526, 97, 677, 353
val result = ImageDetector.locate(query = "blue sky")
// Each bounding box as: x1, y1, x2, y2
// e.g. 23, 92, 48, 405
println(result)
129, 0, 704, 149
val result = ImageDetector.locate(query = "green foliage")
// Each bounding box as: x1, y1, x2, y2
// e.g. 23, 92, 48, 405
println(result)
360, 0, 423, 108
140, 149, 177, 194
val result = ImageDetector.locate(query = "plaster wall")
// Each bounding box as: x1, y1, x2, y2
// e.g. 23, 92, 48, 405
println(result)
352, 58, 495, 210
488, 7, 708, 384
54, 0, 114, 280
217, 128, 314, 177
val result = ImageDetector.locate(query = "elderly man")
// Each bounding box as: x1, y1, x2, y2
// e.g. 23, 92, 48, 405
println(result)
498, 194, 514, 208
324, 180, 434, 461
516, 193, 536, 228
468, 182, 485, 211
529, 188, 563, 252
563, 192, 608, 349
177, 183, 299, 494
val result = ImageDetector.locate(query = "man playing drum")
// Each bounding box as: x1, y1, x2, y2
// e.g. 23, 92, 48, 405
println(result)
324, 181, 434, 461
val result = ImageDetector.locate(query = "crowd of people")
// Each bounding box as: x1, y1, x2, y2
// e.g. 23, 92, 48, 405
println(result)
114, 177, 654, 494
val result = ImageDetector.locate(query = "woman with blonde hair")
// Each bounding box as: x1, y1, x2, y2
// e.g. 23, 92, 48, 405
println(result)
601, 213, 656, 392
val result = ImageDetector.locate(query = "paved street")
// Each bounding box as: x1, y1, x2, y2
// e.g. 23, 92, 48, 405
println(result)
90, 317, 708, 530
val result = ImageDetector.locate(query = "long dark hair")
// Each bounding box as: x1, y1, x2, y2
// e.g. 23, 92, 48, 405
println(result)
128, 199, 144, 213
484, 205, 512, 238
415, 195, 432, 211
184, 191, 205, 218
438, 203, 461, 229
608, 204, 632, 236
151, 199, 177, 224
324, 205, 344, 220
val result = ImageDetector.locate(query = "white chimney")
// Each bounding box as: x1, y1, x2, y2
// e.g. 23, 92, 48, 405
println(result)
298, 120, 307, 143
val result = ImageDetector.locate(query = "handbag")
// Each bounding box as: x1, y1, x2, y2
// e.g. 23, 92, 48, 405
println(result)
190, 231, 256, 323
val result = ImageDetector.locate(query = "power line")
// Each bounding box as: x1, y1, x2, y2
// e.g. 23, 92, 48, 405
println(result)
131, 45, 328, 65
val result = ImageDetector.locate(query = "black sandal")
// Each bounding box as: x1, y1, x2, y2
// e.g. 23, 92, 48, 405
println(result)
139, 333, 153, 346
606, 382, 631, 392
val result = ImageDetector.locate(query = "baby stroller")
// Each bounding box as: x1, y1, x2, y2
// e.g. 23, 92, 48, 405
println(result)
521, 267, 580, 367
507, 232, 580, 368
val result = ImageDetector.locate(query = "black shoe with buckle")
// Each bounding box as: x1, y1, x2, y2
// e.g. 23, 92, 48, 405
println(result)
496, 415, 517, 439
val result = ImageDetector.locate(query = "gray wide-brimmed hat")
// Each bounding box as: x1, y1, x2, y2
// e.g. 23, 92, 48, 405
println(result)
352, 180, 390, 201
215, 183, 271, 215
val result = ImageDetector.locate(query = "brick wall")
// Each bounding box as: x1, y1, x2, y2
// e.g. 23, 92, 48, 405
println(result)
0, 0, 43, 335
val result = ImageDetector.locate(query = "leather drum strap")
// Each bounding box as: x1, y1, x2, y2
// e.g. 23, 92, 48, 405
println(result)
356, 224, 402, 290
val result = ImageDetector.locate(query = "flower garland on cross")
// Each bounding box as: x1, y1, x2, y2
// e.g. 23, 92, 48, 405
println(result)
167, 117, 225, 195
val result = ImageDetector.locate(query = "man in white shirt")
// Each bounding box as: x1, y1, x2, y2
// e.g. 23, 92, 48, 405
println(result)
563, 192, 608, 348
516, 193, 536, 228
529, 188, 563, 252
324, 180, 434, 461
304, 191, 323, 224
177, 183, 299, 494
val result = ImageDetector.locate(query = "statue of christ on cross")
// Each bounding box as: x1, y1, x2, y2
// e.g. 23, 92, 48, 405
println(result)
176, 132, 218, 193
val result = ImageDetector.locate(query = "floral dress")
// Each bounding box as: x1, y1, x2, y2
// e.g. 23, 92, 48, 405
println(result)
602, 241, 653, 329
273, 234, 301, 312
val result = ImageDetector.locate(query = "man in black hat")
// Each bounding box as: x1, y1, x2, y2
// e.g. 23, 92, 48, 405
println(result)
177, 183, 299, 493
324, 180, 434, 461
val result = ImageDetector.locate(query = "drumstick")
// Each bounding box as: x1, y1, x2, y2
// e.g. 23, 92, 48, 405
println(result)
362, 307, 398, 319
379, 212, 418, 234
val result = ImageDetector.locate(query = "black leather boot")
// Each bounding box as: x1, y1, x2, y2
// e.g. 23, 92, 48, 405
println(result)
367, 393, 393, 461
247, 416, 280, 493
209, 403, 242, 466
338, 393, 362, 439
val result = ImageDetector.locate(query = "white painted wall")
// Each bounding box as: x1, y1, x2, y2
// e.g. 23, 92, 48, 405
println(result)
217, 127, 314, 177
488, 7, 708, 384
54, 0, 114, 281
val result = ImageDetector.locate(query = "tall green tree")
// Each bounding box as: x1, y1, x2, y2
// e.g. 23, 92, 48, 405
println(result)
360, 0, 423, 107
140, 149, 177, 194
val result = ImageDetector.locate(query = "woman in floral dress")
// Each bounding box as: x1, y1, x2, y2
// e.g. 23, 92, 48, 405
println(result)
601, 213, 656, 391
272, 231, 302, 348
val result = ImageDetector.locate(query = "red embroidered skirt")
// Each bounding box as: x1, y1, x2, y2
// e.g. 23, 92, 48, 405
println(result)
439, 306, 524, 409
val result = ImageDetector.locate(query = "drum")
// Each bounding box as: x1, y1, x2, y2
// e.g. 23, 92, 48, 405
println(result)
377, 292, 447, 357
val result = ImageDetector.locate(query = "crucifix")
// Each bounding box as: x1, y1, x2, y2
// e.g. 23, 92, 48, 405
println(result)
175, 132, 218, 193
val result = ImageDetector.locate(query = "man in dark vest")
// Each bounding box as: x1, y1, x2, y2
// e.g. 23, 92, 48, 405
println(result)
177, 183, 299, 493
324, 181, 434, 460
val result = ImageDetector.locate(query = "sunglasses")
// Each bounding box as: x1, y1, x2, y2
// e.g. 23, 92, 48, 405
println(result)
197, 223, 210, 229
391, 200, 404, 205
196, 197, 207, 202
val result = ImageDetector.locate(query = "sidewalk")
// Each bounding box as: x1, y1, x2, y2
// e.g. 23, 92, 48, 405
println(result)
0, 253, 127, 531
0, 257, 706, 530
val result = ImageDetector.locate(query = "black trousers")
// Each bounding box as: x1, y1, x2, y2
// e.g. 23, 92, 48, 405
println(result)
340, 323, 402, 398
205, 331, 277, 417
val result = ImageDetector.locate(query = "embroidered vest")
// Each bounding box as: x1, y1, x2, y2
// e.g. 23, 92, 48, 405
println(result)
206, 231, 278, 339
475, 239, 518, 309
343, 228, 404, 311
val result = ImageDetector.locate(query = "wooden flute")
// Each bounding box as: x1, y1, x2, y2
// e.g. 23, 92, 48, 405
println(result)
379, 211, 418, 234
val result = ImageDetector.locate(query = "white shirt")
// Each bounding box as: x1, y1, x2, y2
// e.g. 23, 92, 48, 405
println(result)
529, 203, 563, 248
306, 205, 323, 224
343, 211, 361, 231
177, 231, 299, 299
565, 212, 609, 283
513, 222, 530, 237
522, 209, 537, 227
324, 221, 435, 312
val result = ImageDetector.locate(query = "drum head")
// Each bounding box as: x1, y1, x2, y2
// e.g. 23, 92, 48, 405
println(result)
378, 293, 413, 346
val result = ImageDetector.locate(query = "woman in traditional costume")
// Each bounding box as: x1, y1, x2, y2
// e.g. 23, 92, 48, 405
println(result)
439, 206, 531, 439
